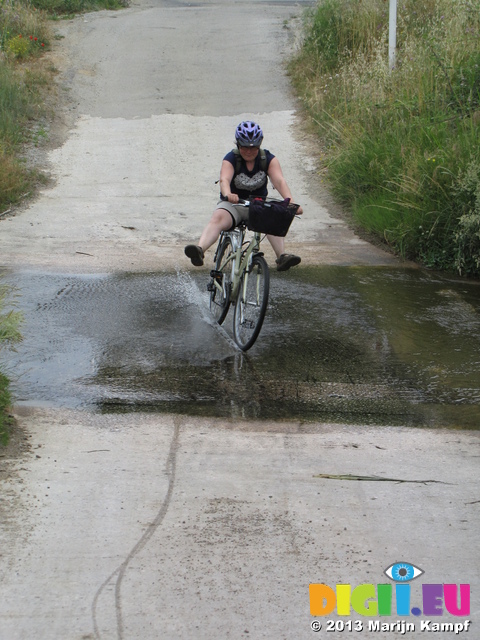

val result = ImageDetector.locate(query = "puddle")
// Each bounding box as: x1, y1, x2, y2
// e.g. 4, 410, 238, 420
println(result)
2, 266, 479, 429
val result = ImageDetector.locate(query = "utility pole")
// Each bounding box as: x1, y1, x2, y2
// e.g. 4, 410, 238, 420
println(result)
389, 0, 397, 70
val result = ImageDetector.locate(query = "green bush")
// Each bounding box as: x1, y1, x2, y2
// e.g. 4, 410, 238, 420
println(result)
290, 0, 480, 276
453, 158, 480, 274
6, 34, 31, 57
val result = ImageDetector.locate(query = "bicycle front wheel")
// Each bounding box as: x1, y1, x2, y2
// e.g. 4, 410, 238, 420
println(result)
209, 237, 233, 325
233, 254, 270, 351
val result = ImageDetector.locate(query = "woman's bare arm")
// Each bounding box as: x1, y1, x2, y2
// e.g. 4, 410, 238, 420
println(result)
219, 160, 238, 203
268, 157, 303, 214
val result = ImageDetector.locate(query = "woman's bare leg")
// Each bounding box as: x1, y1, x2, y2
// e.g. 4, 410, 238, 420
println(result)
198, 208, 234, 252
266, 234, 285, 258
267, 234, 301, 271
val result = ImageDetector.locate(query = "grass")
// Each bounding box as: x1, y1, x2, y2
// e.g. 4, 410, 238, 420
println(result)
31, 0, 127, 17
0, 371, 14, 445
0, 282, 23, 446
289, 0, 480, 276
0, 0, 55, 213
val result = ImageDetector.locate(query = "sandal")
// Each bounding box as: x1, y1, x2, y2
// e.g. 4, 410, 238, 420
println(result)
185, 245, 204, 267
276, 253, 301, 272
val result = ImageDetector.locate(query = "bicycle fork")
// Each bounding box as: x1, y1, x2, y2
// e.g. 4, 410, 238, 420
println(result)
208, 247, 236, 299
238, 258, 262, 329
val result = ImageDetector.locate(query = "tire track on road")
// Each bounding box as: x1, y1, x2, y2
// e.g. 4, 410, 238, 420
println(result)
92, 416, 181, 639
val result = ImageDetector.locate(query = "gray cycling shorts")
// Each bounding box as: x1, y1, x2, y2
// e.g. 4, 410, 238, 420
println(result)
216, 201, 249, 229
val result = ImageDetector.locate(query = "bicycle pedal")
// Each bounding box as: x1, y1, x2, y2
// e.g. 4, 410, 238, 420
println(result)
210, 269, 223, 280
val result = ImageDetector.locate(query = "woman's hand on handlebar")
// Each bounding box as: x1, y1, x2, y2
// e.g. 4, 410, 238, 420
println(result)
225, 193, 239, 204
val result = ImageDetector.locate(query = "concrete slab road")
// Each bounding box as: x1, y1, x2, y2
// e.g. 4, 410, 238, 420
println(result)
0, 411, 478, 639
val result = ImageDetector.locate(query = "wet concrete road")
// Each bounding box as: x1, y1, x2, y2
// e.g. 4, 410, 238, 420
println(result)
4, 265, 479, 430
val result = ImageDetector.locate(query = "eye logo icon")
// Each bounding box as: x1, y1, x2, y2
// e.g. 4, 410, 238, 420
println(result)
310, 563, 470, 618
384, 562, 424, 582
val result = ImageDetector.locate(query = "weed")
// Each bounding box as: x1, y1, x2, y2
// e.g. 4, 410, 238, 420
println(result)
0, 153, 32, 208
0, 282, 23, 446
290, 0, 480, 276
6, 34, 30, 57
30, 0, 128, 14
0, 372, 14, 446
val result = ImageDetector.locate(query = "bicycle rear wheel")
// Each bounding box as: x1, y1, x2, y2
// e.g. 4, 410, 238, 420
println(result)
209, 237, 233, 325
233, 254, 269, 351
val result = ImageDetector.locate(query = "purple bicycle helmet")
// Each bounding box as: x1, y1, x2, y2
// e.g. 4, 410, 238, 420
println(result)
235, 121, 264, 147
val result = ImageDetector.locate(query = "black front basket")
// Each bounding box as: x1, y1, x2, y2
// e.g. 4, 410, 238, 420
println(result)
247, 199, 299, 237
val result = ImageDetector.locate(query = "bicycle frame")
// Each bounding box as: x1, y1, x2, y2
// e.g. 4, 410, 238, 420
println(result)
208, 199, 275, 349
212, 225, 263, 303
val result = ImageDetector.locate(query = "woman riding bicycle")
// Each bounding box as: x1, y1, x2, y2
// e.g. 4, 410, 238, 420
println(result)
184, 120, 303, 271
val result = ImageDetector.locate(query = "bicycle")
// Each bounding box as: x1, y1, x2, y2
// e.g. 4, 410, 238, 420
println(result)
207, 198, 299, 351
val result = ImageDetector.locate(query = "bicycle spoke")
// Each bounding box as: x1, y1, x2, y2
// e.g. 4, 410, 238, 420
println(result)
209, 238, 233, 325
233, 255, 269, 351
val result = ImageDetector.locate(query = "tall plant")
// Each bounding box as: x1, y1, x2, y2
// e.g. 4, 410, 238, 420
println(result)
0, 280, 23, 445
289, 0, 480, 276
